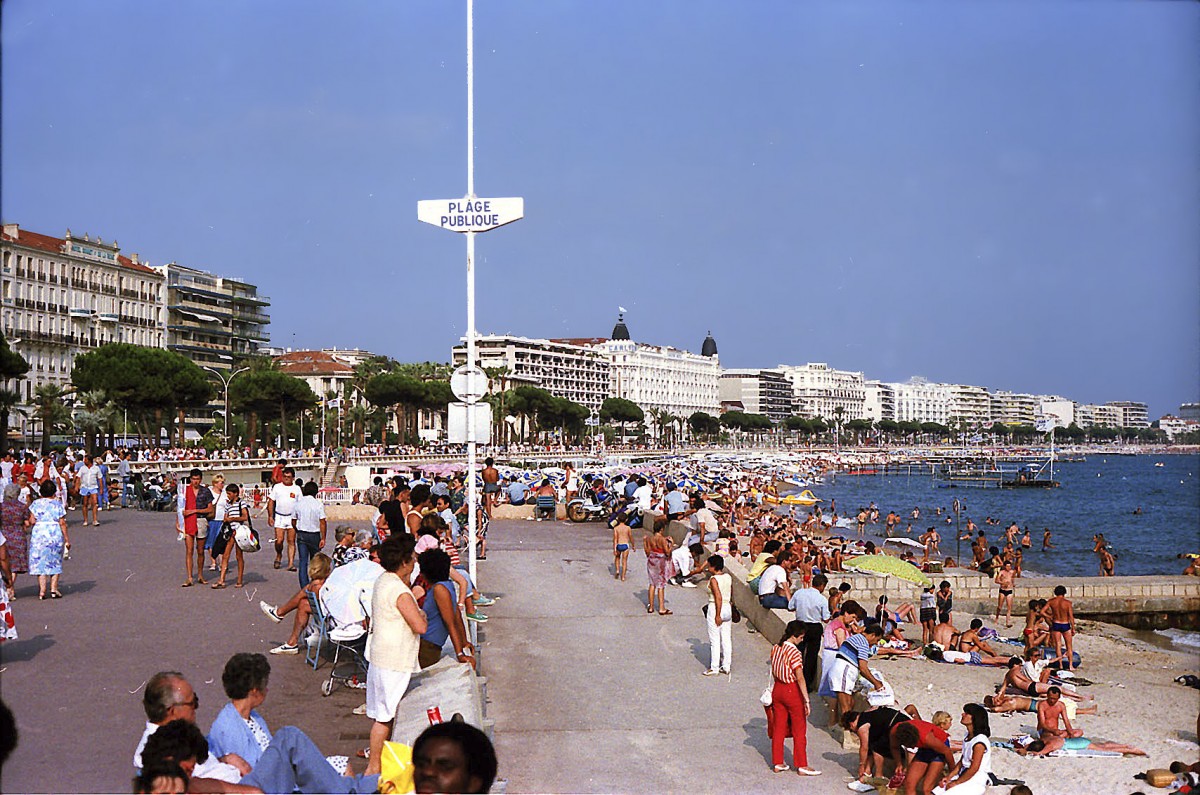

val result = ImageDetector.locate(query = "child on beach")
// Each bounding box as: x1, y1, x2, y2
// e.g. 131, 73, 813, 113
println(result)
612, 517, 634, 581
920, 585, 938, 644
995, 562, 1016, 627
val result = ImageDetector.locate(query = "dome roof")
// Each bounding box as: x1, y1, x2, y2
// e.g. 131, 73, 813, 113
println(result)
611, 311, 630, 340
701, 330, 718, 357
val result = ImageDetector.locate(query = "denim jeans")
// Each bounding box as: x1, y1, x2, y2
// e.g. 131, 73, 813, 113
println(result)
242, 726, 379, 794
759, 593, 789, 610
296, 532, 322, 588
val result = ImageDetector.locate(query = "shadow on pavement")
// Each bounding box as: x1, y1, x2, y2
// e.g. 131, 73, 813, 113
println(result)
1, 633, 56, 662
60, 579, 98, 596
741, 716, 771, 765
686, 635, 710, 667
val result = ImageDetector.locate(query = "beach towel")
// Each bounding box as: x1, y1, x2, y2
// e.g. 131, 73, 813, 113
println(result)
1047, 749, 1122, 758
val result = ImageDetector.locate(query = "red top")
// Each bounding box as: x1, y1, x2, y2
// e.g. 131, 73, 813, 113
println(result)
184, 486, 199, 534
909, 719, 949, 748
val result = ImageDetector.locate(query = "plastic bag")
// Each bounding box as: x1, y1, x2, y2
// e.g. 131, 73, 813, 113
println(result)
378, 741, 415, 794
232, 522, 260, 553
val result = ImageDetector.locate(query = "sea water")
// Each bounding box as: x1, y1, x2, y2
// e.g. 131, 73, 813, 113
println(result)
810, 453, 1199, 578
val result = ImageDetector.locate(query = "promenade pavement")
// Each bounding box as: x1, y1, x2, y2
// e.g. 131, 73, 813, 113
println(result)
481, 518, 851, 793
1, 506, 379, 793
2, 507, 854, 793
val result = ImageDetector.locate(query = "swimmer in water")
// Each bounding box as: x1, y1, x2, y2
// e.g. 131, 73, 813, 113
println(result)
1042, 528, 1053, 550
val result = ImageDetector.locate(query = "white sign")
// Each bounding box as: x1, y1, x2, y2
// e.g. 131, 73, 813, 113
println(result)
418, 196, 524, 233
451, 365, 488, 403
448, 402, 491, 444
584, 417, 600, 427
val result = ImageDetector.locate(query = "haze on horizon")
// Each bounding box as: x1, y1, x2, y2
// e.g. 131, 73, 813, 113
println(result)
3, 0, 1197, 417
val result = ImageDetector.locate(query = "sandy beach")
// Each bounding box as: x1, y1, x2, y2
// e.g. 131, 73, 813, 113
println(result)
853, 612, 1200, 795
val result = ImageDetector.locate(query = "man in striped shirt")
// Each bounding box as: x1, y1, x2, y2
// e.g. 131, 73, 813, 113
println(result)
828, 624, 886, 725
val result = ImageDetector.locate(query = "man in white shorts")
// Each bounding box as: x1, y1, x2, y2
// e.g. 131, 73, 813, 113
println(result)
829, 624, 886, 725
267, 468, 302, 571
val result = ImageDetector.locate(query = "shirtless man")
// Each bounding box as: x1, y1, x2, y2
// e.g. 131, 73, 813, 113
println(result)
919, 527, 940, 562
856, 508, 867, 538
612, 518, 634, 581
480, 458, 500, 519
984, 692, 1097, 716
1098, 546, 1116, 577
1020, 529, 1032, 549
994, 561, 1016, 626
931, 620, 959, 650
1036, 687, 1084, 751
1042, 528, 1054, 550
1041, 585, 1076, 671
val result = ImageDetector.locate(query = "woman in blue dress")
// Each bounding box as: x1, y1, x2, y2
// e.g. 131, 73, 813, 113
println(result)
27, 480, 70, 600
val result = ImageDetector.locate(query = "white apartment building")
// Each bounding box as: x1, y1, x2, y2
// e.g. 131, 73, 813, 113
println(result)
1, 224, 165, 437
1075, 404, 1121, 428
718, 369, 794, 422
890, 378, 952, 425
1106, 401, 1150, 428
1181, 403, 1200, 422
990, 391, 1039, 426
1038, 398, 1076, 428
776, 362, 866, 420
1158, 416, 1198, 441
863, 380, 895, 423
156, 262, 270, 370
947, 383, 992, 428
451, 334, 610, 413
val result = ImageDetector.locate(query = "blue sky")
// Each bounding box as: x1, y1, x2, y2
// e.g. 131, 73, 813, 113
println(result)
4, 1, 1197, 417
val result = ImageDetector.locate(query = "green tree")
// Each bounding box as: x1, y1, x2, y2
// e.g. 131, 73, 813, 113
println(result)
876, 419, 900, 443
229, 370, 317, 449
600, 397, 643, 442
0, 334, 29, 448
364, 373, 426, 445
689, 411, 721, 438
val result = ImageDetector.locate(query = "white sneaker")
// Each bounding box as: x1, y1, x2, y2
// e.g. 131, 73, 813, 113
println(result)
701, 669, 718, 677
680, 581, 698, 588
269, 643, 299, 655
352, 703, 368, 715
260, 602, 282, 623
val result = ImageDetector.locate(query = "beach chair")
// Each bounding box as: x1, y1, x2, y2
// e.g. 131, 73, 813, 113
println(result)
535, 494, 556, 521
304, 592, 330, 671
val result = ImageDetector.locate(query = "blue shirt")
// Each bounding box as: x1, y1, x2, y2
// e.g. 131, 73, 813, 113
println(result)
507, 482, 528, 502
207, 702, 272, 767
664, 491, 686, 514
837, 633, 876, 665
422, 579, 458, 648
788, 587, 832, 624
624, 481, 639, 499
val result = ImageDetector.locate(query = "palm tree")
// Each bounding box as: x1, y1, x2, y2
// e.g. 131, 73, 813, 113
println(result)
32, 384, 74, 454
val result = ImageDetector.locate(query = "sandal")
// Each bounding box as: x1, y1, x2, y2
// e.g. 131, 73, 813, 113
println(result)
50, 591, 62, 599
181, 581, 194, 588
659, 609, 673, 615
647, 603, 654, 614
355, 747, 370, 760
273, 559, 282, 570
211, 582, 226, 589
234, 582, 244, 588
196, 578, 207, 585
287, 566, 298, 572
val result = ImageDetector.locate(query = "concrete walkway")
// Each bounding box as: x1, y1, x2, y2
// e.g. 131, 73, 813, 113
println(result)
478, 518, 851, 793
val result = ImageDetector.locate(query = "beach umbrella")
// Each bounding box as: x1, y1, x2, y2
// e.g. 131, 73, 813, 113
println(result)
843, 554, 933, 587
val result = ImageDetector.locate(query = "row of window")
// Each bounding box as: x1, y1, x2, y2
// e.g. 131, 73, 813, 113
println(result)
3, 251, 161, 298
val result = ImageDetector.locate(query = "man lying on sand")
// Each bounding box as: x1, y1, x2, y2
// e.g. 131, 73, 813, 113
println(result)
1001, 657, 1086, 701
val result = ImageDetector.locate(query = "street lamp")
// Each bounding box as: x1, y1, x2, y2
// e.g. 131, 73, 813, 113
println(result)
203, 366, 248, 446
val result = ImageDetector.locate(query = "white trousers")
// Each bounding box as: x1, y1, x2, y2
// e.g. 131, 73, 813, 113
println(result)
706, 609, 732, 672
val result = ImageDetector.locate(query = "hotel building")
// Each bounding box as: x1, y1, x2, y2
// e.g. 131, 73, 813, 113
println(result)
776, 363, 866, 421
1, 224, 165, 439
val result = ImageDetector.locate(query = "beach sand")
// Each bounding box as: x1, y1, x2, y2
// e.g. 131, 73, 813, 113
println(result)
854, 613, 1200, 795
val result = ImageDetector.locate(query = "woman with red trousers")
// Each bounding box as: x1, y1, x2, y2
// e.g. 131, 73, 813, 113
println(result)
768, 620, 822, 777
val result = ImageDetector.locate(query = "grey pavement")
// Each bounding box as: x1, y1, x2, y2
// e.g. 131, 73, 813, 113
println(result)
479, 517, 853, 793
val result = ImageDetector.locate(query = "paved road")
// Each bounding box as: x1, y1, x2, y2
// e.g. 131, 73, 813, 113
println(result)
480, 517, 850, 793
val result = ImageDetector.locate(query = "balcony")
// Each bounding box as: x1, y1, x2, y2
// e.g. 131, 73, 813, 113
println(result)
69, 307, 95, 319
97, 312, 120, 323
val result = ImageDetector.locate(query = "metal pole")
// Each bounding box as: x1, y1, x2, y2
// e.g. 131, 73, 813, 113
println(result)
465, 0, 478, 589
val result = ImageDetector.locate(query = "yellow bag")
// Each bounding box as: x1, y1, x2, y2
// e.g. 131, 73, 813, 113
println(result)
1144, 769, 1174, 788
377, 741, 415, 794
